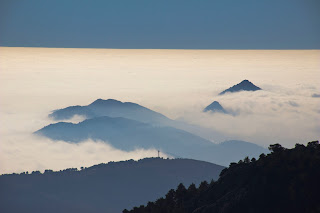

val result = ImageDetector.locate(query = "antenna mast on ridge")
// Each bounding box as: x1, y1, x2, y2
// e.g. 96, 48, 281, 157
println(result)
158, 150, 160, 158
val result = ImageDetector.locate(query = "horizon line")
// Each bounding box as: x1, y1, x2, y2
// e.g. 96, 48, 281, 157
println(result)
1, 46, 319, 51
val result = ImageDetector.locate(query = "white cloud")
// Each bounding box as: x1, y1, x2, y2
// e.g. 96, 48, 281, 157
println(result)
0, 134, 164, 174
1, 48, 319, 173
177, 86, 320, 148
0, 108, 167, 175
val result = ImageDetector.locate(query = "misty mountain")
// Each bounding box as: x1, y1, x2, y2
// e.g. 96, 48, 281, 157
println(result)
50, 99, 170, 125
219, 80, 261, 95
48, 98, 228, 142
203, 101, 228, 114
312, 93, 320, 98
35, 116, 268, 166
125, 141, 320, 213
0, 157, 224, 213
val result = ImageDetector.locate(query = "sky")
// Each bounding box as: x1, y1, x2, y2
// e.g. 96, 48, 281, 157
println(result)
1, 0, 320, 49
0, 47, 319, 174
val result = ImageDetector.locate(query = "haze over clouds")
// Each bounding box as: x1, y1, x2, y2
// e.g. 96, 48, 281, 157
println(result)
0, 47, 319, 174
0, 97, 167, 174
0, 135, 163, 175
0, 108, 166, 175
180, 88, 320, 147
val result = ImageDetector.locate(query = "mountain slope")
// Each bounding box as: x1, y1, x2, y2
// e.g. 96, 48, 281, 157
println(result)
35, 116, 268, 166
219, 80, 261, 95
0, 158, 224, 213
49, 99, 171, 125
48, 98, 229, 143
36, 116, 214, 151
126, 141, 320, 213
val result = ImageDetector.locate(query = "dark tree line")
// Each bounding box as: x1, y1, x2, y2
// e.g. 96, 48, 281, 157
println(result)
123, 180, 215, 213
124, 141, 320, 213
1, 157, 223, 213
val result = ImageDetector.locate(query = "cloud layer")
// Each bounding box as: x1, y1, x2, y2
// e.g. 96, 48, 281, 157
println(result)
0, 135, 163, 174
0, 108, 166, 175
1, 48, 319, 174
177, 85, 320, 147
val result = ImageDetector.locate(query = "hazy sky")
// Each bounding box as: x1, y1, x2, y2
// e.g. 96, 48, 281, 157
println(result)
1, 47, 319, 174
1, 0, 320, 49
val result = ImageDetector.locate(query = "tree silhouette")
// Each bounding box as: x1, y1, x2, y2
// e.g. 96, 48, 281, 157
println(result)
125, 141, 320, 213
268, 143, 285, 153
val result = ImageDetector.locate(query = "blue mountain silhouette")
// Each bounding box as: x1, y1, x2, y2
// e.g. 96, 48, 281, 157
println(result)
36, 116, 268, 166
204, 101, 228, 114
219, 80, 261, 95
49, 99, 227, 142
50, 99, 170, 125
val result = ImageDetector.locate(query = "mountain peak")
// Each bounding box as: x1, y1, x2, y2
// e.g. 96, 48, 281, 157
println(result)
89, 99, 122, 106
219, 80, 261, 95
239, 79, 254, 85
204, 101, 227, 114
49, 99, 170, 125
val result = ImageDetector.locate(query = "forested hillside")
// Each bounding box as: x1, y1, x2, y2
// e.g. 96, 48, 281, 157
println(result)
0, 158, 223, 213
125, 141, 320, 213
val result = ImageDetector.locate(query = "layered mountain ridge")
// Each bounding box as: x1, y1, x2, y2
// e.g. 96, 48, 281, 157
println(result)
0, 157, 224, 213
36, 114, 268, 166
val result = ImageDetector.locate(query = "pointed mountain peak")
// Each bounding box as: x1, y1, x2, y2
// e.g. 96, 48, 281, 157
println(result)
239, 79, 255, 86
219, 80, 261, 95
241, 79, 250, 83
204, 101, 227, 113
208, 101, 222, 107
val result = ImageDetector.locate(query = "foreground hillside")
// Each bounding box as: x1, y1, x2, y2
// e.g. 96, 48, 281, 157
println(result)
125, 141, 320, 213
0, 158, 224, 213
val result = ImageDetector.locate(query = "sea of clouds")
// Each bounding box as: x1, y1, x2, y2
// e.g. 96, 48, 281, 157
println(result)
175, 84, 320, 147
0, 110, 165, 174
1, 48, 319, 174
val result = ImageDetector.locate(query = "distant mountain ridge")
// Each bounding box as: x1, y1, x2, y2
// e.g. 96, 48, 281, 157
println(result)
48, 98, 229, 142
50, 99, 170, 125
219, 80, 261, 95
35, 116, 268, 166
36, 116, 212, 150
0, 157, 225, 213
